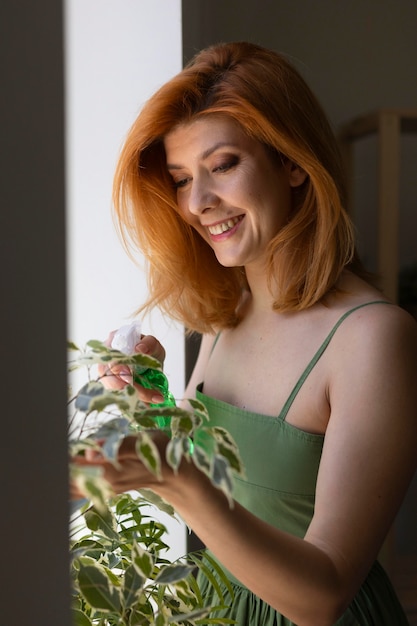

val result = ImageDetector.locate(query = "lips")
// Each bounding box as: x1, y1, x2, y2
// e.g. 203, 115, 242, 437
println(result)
207, 215, 244, 236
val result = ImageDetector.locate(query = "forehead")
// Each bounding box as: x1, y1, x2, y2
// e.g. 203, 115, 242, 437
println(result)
163, 114, 252, 158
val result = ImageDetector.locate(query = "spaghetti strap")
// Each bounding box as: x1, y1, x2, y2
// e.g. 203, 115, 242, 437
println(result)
210, 332, 221, 355
279, 300, 391, 421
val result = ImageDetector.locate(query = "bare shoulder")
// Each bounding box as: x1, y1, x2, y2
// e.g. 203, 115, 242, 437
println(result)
334, 299, 417, 359
326, 299, 417, 445
328, 270, 417, 359
329, 298, 417, 386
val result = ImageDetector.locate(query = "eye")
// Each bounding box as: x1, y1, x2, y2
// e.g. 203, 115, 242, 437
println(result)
213, 157, 238, 173
172, 176, 191, 189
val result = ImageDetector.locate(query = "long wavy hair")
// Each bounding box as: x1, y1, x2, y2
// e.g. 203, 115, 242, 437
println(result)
113, 41, 362, 334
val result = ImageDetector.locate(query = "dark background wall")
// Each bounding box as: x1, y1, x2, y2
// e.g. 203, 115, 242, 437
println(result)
182, 0, 417, 273
0, 1, 71, 624
183, 0, 417, 124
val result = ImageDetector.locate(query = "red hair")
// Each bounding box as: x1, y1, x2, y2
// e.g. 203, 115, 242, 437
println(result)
113, 42, 361, 333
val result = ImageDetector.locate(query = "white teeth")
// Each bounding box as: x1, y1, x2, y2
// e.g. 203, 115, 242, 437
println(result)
208, 217, 240, 235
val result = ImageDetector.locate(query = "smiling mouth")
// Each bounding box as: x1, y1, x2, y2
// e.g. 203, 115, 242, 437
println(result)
207, 216, 243, 236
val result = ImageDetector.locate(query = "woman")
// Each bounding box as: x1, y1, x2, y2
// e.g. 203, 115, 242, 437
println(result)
80, 43, 417, 624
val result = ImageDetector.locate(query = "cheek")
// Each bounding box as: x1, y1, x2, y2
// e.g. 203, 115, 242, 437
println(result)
174, 194, 190, 220
175, 198, 201, 231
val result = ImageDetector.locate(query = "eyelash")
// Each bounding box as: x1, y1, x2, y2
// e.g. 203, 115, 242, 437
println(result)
173, 177, 191, 189
172, 158, 238, 189
213, 158, 238, 173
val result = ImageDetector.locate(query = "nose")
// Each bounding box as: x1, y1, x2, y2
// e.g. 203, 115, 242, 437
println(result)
187, 173, 219, 215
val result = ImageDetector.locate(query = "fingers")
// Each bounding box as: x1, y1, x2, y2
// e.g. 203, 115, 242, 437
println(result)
99, 367, 129, 390
98, 331, 167, 403
71, 436, 164, 494
134, 334, 166, 365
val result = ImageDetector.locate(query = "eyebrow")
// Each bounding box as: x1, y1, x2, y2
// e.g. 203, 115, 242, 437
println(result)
166, 141, 237, 170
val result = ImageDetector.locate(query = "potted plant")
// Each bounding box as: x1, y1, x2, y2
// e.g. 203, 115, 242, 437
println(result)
68, 339, 243, 625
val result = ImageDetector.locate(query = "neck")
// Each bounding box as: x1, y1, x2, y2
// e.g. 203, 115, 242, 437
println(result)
244, 263, 276, 313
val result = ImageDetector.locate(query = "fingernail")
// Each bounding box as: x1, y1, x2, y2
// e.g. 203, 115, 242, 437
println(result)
151, 394, 164, 403
119, 368, 131, 383
135, 342, 149, 354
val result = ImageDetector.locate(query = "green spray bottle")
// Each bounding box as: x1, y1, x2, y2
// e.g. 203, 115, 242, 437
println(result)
111, 321, 175, 431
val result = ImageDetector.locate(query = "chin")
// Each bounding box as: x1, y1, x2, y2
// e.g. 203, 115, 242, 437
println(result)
215, 255, 243, 268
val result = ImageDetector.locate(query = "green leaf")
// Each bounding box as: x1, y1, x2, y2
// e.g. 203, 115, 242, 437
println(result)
216, 442, 244, 475
137, 406, 191, 419
86, 339, 107, 350
192, 427, 216, 456
74, 381, 106, 411
135, 432, 161, 479
170, 412, 203, 436
155, 563, 195, 585
211, 455, 234, 502
93, 416, 131, 437
127, 604, 154, 625
168, 606, 212, 622
188, 552, 235, 607
192, 445, 211, 474
77, 562, 122, 612
195, 616, 237, 624
166, 436, 188, 472
211, 426, 238, 448
71, 608, 92, 626
138, 489, 176, 516
133, 414, 163, 429
184, 569, 204, 606
73, 381, 136, 415
171, 577, 197, 607
114, 492, 141, 516
132, 540, 154, 579
122, 563, 146, 609
84, 340, 162, 372
107, 551, 122, 569
93, 417, 131, 462
70, 538, 106, 562
84, 506, 119, 542
212, 429, 244, 475
70, 465, 114, 514
155, 613, 168, 626
131, 352, 164, 371
188, 397, 210, 419
201, 552, 235, 600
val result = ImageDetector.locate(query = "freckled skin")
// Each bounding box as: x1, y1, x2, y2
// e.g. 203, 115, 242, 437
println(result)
164, 115, 303, 271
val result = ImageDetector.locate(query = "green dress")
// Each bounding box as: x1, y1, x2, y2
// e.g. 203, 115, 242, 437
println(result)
196, 302, 409, 625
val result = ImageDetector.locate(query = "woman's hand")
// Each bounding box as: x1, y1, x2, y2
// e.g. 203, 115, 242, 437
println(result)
98, 331, 167, 404
71, 433, 172, 498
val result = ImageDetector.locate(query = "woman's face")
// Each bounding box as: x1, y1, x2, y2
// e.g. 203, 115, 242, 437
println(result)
164, 115, 304, 270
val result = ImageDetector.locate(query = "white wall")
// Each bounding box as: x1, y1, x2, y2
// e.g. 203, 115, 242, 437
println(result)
65, 0, 186, 559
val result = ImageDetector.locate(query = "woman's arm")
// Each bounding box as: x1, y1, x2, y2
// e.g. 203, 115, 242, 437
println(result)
158, 306, 417, 625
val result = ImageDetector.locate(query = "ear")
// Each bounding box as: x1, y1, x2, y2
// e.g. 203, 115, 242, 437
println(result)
284, 160, 308, 188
